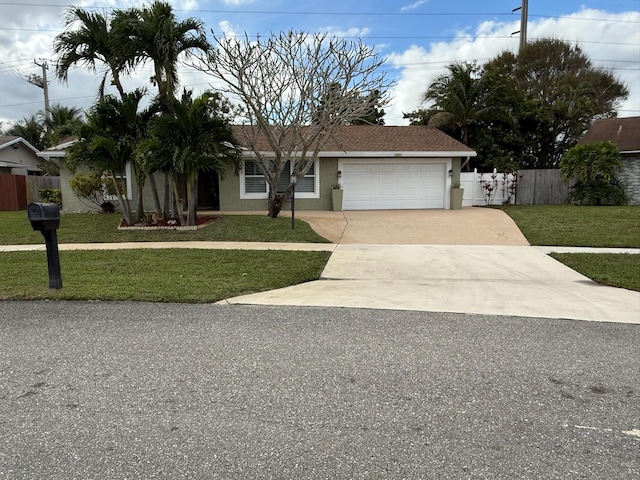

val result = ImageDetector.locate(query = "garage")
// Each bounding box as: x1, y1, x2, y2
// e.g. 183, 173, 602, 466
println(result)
340, 160, 447, 210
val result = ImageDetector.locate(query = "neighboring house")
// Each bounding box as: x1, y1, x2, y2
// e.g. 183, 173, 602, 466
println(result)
578, 116, 640, 205
0, 136, 42, 175
44, 125, 476, 212
223, 125, 476, 211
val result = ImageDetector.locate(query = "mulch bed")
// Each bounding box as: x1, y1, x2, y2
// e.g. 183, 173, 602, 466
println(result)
118, 215, 221, 231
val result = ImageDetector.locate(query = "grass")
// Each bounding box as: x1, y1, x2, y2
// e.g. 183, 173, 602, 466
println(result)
0, 211, 330, 245
550, 253, 640, 292
496, 205, 640, 248
496, 205, 640, 292
0, 249, 331, 302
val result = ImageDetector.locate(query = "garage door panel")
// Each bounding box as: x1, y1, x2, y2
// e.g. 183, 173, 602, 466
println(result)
342, 161, 445, 210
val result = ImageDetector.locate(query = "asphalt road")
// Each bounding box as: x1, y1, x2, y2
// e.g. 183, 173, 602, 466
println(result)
0, 302, 638, 479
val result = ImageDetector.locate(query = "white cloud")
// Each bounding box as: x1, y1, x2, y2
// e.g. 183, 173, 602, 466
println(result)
222, 0, 254, 5
320, 26, 371, 38
384, 9, 640, 125
400, 1, 427, 13
217, 20, 240, 38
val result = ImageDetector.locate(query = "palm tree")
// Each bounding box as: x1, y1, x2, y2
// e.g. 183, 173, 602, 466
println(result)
5, 115, 45, 150
53, 7, 135, 98
424, 62, 509, 146
38, 103, 84, 147
148, 90, 240, 226
114, 1, 210, 216
68, 90, 152, 225
118, 1, 210, 110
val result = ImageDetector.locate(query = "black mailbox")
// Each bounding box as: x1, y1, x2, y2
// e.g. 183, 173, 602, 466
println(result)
26, 202, 62, 289
27, 202, 60, 231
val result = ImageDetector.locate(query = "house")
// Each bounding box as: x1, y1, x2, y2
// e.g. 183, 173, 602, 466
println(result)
43, 125, 476, 212
578, 116, 640, 205
221, 125, 476, 211
0, 136, 42, 175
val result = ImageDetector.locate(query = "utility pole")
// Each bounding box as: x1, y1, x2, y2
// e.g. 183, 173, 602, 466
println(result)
512, 0, 529, 53
27, 59, 50, 117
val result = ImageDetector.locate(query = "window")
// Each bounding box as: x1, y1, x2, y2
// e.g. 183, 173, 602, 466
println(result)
244, 160, 267, 194
241, 159, 319, 199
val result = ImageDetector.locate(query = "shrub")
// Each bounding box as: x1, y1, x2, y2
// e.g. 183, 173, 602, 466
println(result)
39, 188, 62, 207
68, 173, 115, 212
560, 141, 629, 206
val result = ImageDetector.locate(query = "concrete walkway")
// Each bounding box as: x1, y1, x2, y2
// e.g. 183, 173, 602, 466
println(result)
220, 244, 639, 324
219, 209, 640, 324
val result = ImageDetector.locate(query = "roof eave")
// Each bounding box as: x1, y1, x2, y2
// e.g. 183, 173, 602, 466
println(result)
0, 137, 40, 154
245, 150, 477, 158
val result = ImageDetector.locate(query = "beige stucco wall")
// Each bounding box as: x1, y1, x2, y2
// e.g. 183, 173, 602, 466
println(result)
219, 158, 338, 211
0, 145, 42, 175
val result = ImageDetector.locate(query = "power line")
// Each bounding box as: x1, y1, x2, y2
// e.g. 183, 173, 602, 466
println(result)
0, 2, 638, 23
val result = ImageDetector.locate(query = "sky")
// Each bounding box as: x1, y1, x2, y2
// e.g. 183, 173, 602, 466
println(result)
0, 0, 638, 129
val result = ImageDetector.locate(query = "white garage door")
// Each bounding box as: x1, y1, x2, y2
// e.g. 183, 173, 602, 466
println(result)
341, 161, 446, 210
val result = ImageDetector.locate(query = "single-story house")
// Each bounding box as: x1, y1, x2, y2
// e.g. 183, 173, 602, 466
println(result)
223, 125, 476, 211
40, 125, 476, 212
578, 116, 640, 205
0, 136, 42, 176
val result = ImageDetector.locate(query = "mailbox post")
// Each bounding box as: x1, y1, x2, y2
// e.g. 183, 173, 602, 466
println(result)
27, 202, 62, 289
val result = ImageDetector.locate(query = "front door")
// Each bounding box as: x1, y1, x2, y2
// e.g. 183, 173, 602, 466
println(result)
198, 171, 220, 210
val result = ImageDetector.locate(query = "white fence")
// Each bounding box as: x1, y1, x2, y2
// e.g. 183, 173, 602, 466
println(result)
460, 169, 520, 206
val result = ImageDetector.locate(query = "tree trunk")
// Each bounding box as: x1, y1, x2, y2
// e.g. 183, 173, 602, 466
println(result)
110, 173, 133, 225
171, 174, 187, 226
163, 172, 171, 218
148, 173, 163, 218
267, 193, 285, 218
134, 184, 144, 223
186, 171, 198, 226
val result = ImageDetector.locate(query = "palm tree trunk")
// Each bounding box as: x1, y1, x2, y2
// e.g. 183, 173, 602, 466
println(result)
147, 173, 163, 217
110, 172, 133, 225
171, 174, 186, 226
186, 171, 198, 226
163, 172, 171, 218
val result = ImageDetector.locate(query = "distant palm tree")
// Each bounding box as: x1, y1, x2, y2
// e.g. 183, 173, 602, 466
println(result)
53, 7, 135, 98
5, 115, 45, 150
38, 103, 84, 147
424, 62, 510, 146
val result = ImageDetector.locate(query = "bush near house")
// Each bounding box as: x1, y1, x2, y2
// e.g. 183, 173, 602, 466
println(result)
560, 141, 628, 206
38, 188, 62, 207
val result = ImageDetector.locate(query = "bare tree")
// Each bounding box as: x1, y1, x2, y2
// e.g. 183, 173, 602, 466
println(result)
194, 31, 393, 217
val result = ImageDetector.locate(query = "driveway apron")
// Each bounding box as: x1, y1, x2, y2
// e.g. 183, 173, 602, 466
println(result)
223, 209, 640, 324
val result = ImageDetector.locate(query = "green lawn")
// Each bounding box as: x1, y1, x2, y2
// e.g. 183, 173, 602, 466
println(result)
497, 205, 640, 248
0, 249, 331, 302
497, 205, 640, 292
0, 211, 330, 245
550, 253, 640, 292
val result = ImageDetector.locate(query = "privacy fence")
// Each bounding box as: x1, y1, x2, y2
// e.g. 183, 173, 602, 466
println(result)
0, 175, 61, 211
460, 169, 570, 206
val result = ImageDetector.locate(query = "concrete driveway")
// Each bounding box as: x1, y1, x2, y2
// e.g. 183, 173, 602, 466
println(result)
223, 209, 640, 324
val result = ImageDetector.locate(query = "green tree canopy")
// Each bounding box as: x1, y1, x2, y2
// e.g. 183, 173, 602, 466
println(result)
405, 39, 629, 171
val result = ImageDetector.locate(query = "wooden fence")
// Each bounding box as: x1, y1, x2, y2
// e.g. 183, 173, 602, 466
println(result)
25, 175, 61, 203
0, 175, 27, 211
516, 169, 570, 205
461, 169, 570, 206
0, 175, 61, 211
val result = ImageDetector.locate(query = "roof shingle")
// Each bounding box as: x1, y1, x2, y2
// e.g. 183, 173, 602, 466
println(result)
578, 116, 640, 152
232, 125, 475, 154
